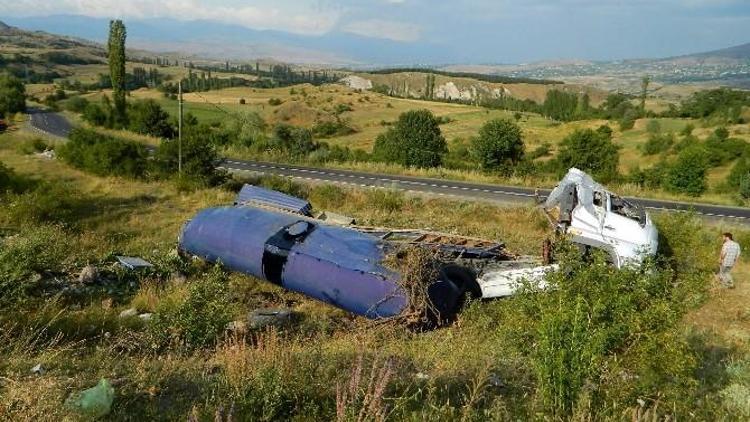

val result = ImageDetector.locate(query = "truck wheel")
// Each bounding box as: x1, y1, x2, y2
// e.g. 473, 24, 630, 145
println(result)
440, 265, 481, 300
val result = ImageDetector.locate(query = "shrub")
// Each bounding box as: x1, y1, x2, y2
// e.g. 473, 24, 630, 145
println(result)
2, 181, 86, 225
63, 96, 90, 113
334, 103, 353, 114
515, 229, 709, 418
82, 103, 108, 127
268, 98, 283, 106
555, 126, 619, 182
528, 143, 551, 160
646, 119, 661, 134
727, 153, 750, 189
372, 109, 447, 168
151, 123, 227, 187
222, 111, 267, 148
471, 118, 525, 172
58, 128, 148, 179
641, 132, 674, 155
239, 98, 246, 105
271, 123, 316, 156
128, 99, 175, 138
148, 268, 233, 350
627, 164, 668, 190
0, 225, 75, 307
0, 72, 26, 117
312, 120, 356, 138
664, 146, 710, 196
739, 175, 750, 200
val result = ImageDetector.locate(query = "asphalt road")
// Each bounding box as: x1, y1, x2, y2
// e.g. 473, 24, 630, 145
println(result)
28, 108, 73, 138
28, 110, 750, 222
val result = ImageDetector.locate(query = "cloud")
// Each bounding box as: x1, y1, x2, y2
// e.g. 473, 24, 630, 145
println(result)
341, 19, 420, 42
0, 0, 341, 35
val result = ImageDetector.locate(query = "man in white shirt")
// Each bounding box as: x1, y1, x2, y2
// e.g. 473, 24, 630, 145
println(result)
719, 232, 741, 288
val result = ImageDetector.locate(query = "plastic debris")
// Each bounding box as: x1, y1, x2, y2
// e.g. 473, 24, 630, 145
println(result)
65, 378, 114, 418
138, 313, 152, 322
30, 363, 44, 375
115, 256, 154, 270
35, 149, 56, 160
118, 308, 138, 319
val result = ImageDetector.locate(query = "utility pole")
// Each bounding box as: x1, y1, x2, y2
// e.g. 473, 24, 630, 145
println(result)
178, 80, 183, 176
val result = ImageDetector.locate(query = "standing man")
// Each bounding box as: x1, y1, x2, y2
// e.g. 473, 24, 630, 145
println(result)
719, 232, 741, 288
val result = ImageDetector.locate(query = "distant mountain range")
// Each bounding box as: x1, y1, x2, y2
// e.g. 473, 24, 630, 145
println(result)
6, 14, 747, 67
1, 15, 454, 65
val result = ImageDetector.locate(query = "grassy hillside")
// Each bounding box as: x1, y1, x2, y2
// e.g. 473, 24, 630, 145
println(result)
82, 83, 748, 204
2, 128, 750, 419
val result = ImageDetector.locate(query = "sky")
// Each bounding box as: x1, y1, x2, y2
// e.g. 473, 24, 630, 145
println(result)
1, 0, 750, 63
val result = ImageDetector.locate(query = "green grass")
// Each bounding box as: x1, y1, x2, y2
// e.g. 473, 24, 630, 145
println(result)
2, 128, 750, 419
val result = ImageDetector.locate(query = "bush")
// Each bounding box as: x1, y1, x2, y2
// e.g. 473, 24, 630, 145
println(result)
514, 226, 710, 418
58, 128, 148, 179
271, 123, 316, 156
1, 181, 87, 225
664, 146, 710, 196
0, 72, 26, 117
223, 112, 267, 148
528, 143, 551, 160
372, 109, 447, 168
728, 154, 750, 189
0, 225, 76, 307
148, 268, 233, 350
63, 96, 90, 113
312, 120, 356, 138
646, 119, 661, 134
641, 132, 674, 155
151, 122, 227, 187
627, 164, 668, 190
268, 98, 283, 106
128, 99, 175, 138
471, 118, 525, 172
239, 98, 246, 105
555, 126, 619, 182
82, 103, 108, 127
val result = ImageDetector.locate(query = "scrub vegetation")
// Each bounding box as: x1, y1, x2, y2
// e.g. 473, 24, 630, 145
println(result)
1, 130, 750, 420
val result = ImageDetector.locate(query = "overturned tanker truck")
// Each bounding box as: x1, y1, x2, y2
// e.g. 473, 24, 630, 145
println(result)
178, 168, 659, 323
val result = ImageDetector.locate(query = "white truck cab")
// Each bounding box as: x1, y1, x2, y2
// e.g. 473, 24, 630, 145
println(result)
476, 168, 659, 299
544, 168, 659, 267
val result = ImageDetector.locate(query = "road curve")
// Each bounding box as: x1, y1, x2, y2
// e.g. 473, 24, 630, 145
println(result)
28, 108, 73, 138
28, 110, 750, 222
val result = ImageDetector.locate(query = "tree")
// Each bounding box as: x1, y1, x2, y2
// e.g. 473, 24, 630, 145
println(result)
152, 120, 226, 186
0, 73, 26, 117
664, 146, 710, 196
108, 20, 127, 127
640, 75, 650, 113
128, 99, 174, 138
82, 103, 107, 127
471, 118, 525, 171
372, 109, 447, 168
272, 123, 315, 155
555, 126, 619, 182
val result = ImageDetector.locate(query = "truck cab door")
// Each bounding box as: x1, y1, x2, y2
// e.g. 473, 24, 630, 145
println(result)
601, 194, 647, 266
